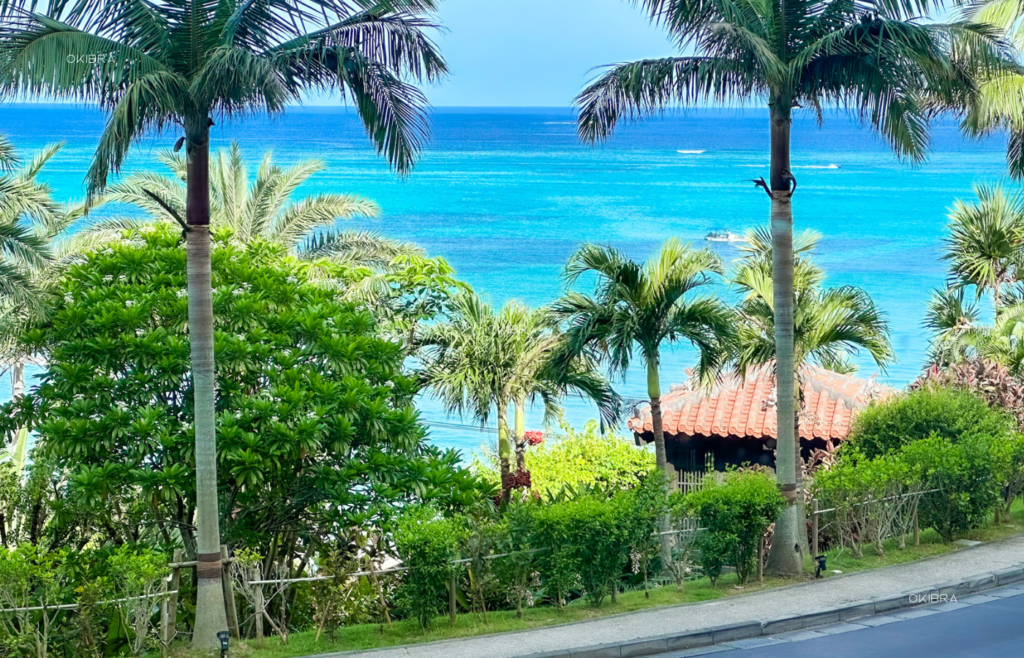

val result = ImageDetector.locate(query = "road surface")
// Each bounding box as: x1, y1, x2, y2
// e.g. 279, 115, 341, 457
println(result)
654, 585, 1024, 657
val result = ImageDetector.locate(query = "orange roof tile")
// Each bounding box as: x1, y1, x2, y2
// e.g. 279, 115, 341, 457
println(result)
627, 364, 892, 442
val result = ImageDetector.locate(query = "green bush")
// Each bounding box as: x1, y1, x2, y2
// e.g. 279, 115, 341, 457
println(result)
477, 420, 656, 496
849, 387, 1013, 458
683, 471, 785, 584
394, 507, 465, 627
899, 435, 1001, 541
813, 449, 922, 557
528, 492, 631, 608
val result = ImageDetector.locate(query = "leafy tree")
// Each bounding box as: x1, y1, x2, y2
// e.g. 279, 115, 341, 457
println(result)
572, 0, 1010, 576
849, 385, 1014, 458
0, 0, 446, 644
552, 238, 733, 564
0, 227, 485, 587
419, 294, 617, 499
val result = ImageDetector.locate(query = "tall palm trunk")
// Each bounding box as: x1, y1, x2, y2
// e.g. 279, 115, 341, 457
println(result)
498, 403, 512, 500
647, 355, 674, 569
765, 101, 804, 576
514, 396, 527, 471
185, 127, 229, 649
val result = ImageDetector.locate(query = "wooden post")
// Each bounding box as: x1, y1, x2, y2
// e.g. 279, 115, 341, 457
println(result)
449, 571, 457, 626
165, 549, 182, 647
811, 498, 820, 558
221, 545, 240, 638
913, 507, 920, 547
254, 581, 265, 648
757, 538, 764, 583
159, 579, 169, 658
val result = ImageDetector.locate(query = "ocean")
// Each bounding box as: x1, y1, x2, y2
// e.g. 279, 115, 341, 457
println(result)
0, 104, 1010, 457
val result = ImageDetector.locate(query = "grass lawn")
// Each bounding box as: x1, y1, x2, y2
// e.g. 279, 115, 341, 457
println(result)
166, 501, 1024, 658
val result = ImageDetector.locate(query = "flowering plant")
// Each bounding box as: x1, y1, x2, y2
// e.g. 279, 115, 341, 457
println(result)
524, 431, 544, 446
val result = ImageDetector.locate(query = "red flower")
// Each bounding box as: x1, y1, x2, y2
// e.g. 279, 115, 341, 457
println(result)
524, 431, 544, 446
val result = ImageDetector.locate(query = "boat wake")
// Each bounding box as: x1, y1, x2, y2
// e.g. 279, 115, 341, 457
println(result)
677, 149, 707, 154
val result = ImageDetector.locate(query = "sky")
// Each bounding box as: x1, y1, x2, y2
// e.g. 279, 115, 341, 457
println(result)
308, 0, 677, 107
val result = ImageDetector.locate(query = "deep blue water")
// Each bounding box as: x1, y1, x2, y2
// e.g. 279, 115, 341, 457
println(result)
0, 104, 1011, 457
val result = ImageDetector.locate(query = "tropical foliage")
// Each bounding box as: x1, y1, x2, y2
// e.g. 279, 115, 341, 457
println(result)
476, 420, 656, 496
0, 227, 486, 559
419, 294, 618, 498
108, 142, 422, 271
0, 0, 448, 642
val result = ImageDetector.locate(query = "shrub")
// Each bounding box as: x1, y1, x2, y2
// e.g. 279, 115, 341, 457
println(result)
849, 387, 1013, 458
492, 504, 539, 618
527, 491, 633, 608
813, 450, 923, 557
683, 471, 785, 584
899, 435, 1001, 541
478, 420, 655, 496
108, 547, 169, 657
394, 507, 464, 627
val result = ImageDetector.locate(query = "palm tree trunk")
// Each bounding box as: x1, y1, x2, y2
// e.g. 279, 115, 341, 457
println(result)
498, 404, 512, 501
514, 396, 527, 471
10, 361, 23, 400
765, 100, 804, 576
185, 129, 229, 649
647, 356, 674, 570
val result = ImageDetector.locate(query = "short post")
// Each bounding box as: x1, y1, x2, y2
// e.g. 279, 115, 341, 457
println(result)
913, 507, 920, 547
449, 571, 457, 626
811, 498, 820, 558
757, 538, 764, 582
254, 581, 265, 648
221, 545, 240, 638
165, 549, 182, 647
159, 578, 169, 658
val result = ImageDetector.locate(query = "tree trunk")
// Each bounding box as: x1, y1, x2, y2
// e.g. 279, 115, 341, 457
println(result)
765, 100, 804, 577
185, 129, 229, 649
647, 356, 674, 570
498, 404, 512, 501
514, 396, 527, 471
10, 361, 23, 400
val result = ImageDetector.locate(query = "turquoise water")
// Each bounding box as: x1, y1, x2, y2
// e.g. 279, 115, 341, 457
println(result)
0, 104, 1010, 457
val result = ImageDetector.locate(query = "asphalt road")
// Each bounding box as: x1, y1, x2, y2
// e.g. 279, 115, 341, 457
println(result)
657, 586, 1024, 658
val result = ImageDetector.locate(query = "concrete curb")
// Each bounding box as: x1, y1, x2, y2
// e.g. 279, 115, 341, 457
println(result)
517, 565, 1024, 658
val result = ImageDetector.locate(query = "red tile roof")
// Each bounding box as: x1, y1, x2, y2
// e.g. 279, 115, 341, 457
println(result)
627, 364, 892, 442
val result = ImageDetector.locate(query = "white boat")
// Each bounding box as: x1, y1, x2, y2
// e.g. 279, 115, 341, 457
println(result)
705, 231, 745, 243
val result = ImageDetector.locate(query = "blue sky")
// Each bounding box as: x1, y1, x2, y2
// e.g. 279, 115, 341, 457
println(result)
309, 0, 677, 107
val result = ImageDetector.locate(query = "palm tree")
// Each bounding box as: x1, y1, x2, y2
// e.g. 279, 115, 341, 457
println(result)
573, 0, 1007, 575
1, 140, 127, 481
924, 288, 982, 366
961, 0, 1024, 177
943, 184, 1024, 314
0, 138, 53, 304
419, 294, 618, 499
552, 238, 734, 564
109, 142, 422, 268
732, 227, 893, 511
0, 1, 445, 646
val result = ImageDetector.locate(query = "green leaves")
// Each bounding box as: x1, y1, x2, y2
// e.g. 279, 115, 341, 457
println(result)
682, 469, 784, 584
0, 225, 487, 553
